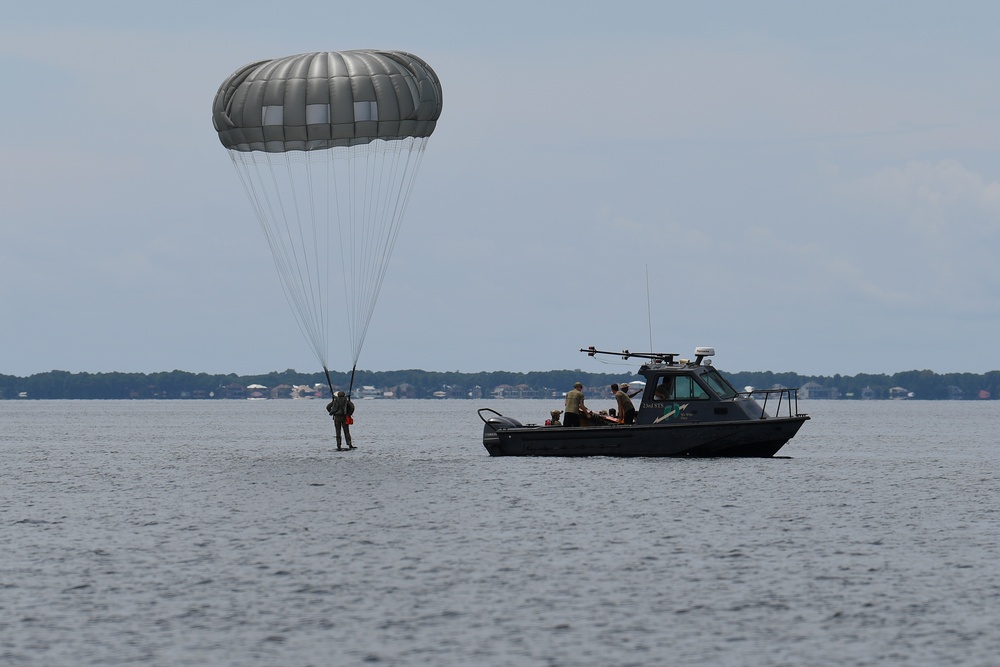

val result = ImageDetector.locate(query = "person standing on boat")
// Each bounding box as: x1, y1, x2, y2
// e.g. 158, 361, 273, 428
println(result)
326, 391, 356, 451
615, 383, 637, 425
564, 382, 586, 427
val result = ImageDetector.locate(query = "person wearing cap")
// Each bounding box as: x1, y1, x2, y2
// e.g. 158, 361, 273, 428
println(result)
564, 382, 586, 427
547, 409, 563, 426
326, 390, 356, 450
615, 383, 637, 425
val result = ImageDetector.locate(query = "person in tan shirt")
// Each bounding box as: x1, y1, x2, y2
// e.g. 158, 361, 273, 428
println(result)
564, 382, 586, 427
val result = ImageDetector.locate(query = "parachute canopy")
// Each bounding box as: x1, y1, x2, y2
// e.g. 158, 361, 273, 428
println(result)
213, 50, 442, 152
212, 51, 443, 387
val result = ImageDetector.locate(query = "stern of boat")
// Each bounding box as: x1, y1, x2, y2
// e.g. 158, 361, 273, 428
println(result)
478, 408, 522, 456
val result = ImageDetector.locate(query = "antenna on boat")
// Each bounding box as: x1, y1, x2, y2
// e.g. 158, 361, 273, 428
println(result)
645, 263, 653, 355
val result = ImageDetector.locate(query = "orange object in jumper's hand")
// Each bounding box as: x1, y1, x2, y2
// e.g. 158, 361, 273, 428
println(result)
346, 416, 354, 425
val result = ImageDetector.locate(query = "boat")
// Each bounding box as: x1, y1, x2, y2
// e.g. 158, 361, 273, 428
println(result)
478, 346, 809, 457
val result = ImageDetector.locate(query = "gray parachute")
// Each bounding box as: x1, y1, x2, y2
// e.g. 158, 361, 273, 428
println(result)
213, 50, 443, 152
212, 51, 443, 390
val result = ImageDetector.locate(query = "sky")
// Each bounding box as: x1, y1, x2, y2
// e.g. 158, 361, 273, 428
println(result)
2, 1, 999, 378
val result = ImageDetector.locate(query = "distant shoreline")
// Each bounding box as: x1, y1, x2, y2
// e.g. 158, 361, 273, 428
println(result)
2, 368, 997, 401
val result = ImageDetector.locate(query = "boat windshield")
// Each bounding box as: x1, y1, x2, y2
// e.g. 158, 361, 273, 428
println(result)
701, 369, 739, 399
653, 375, 709, 401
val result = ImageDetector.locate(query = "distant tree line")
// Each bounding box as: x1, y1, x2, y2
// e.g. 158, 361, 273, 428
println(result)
1, 367, 998, 400
0, 368, 631, 400
727, 369, 1000, 401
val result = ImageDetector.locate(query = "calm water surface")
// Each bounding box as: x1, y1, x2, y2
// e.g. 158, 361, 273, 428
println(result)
2, 399, 1000, 666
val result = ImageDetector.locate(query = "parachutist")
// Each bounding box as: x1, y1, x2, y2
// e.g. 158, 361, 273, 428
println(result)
327, 391, 356, 451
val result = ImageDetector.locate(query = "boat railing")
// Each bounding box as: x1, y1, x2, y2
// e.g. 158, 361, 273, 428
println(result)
477, 407, 503, 423
741, 387, 804, 419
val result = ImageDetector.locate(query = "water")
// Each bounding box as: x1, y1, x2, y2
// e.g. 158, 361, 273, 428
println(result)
3, 398, 1000, 666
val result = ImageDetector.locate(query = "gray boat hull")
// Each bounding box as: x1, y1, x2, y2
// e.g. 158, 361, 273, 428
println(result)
482, 416, 809, 458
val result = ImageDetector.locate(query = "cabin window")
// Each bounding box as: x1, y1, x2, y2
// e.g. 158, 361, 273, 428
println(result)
702, 369, 738, 399
653, 375, 709, 401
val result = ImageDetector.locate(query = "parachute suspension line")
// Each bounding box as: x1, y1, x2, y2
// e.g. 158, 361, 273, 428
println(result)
277, 152, 327, 368
356, 142, 383, 363
342, 143, 371, 370
323, 366, 335, 397
352, 138, 427, 367
349, 143, 383, 367
228, 150, 328, 369
229, 152, 305, 336
348, 365, 357, 398
323, 154, 334, 368
229, 139, 430, 379
389, 140, 429, 255
266, 153, 326, 368
355, 138, 428, 368
303, 154, 328, 367
331, 144, 367, 371
326, 138, 429, 371
330, 147, 357, 372
334, 146, 358, 368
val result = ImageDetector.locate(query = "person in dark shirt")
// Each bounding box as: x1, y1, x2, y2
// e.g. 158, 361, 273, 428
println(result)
615, 383, 637, 424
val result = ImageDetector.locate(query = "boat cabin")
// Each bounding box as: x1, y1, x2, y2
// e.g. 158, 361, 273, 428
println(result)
590, 346, 797, 424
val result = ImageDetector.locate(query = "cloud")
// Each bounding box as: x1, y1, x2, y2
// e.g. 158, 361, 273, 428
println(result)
834, 160, 1000, 314
858, 159, 1000, 228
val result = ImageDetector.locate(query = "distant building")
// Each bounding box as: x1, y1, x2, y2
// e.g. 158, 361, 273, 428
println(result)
432, 384, 466, 399
492, 384, 541, 399
492, 384, 514, 399
222, 383, 246, 399
246, 383, 268, 399
271, 384, 294, 399
514, 383, 540, 399
290, 384, 321, 399
357, 385, 380, 399
396, 383, 417, 399
800, 382, 839, 400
